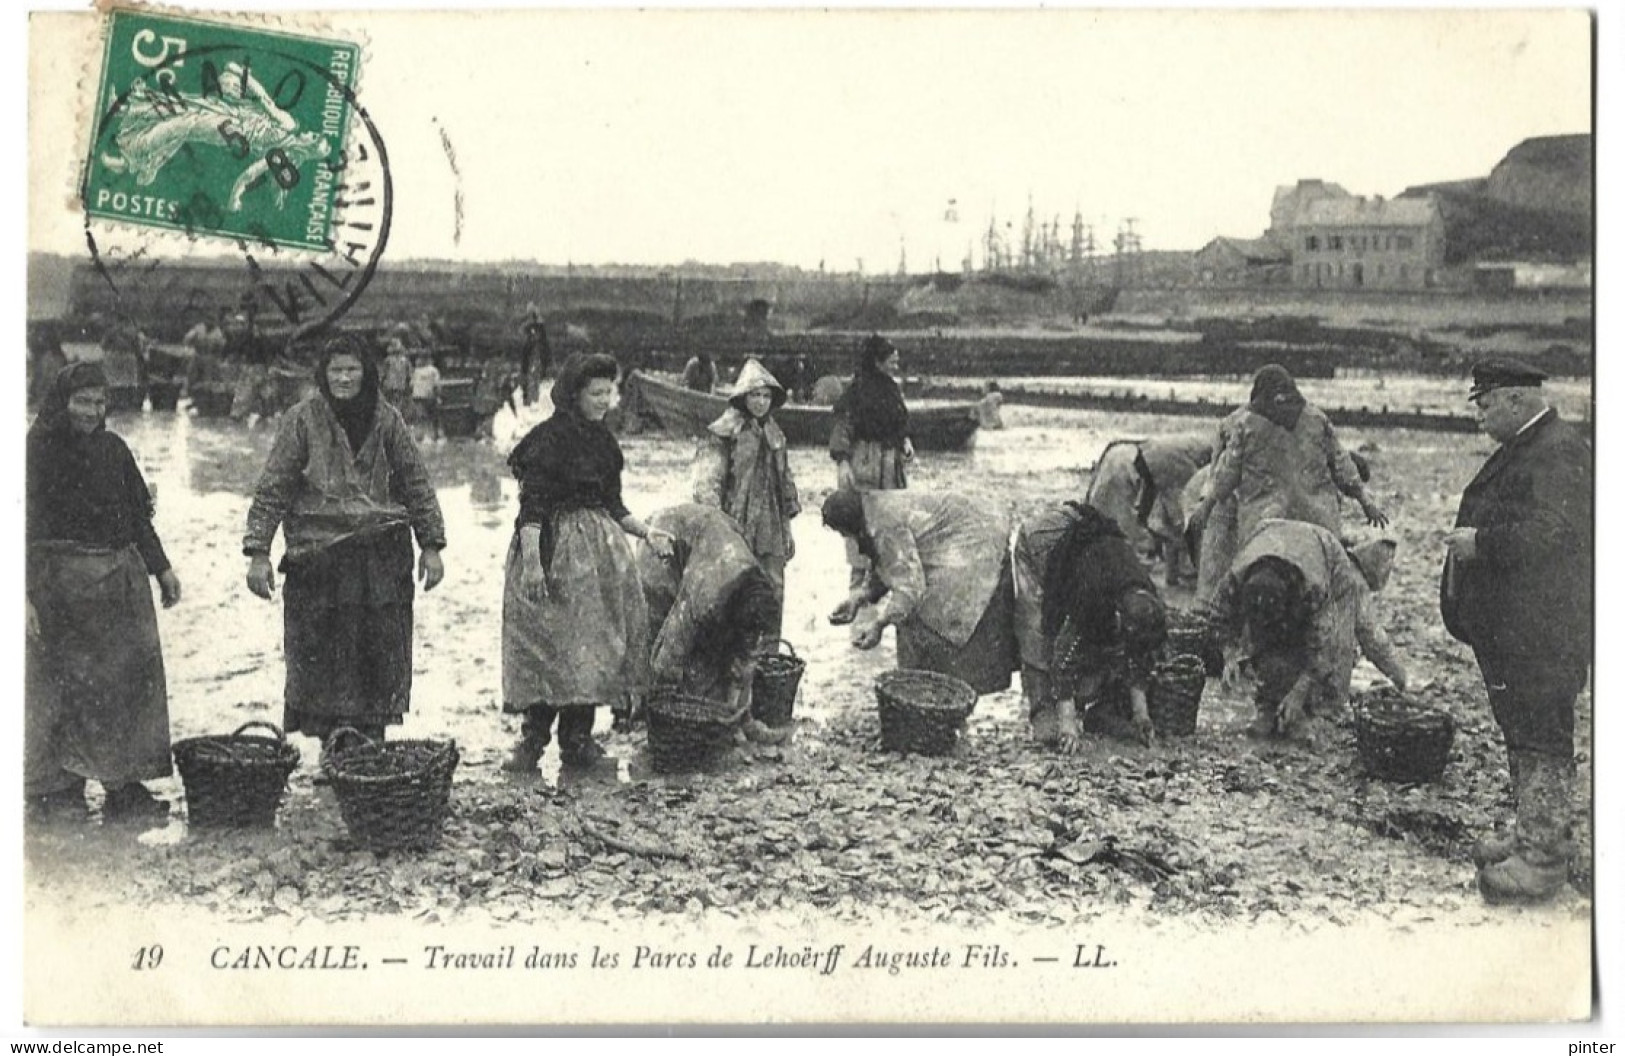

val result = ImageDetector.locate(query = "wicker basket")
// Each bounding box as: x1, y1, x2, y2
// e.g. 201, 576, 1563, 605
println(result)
751, 639, 805, 728
1165, 608, 1223, 677
1147, 654, 1206, 737
1353, 690, 1456, 784
173, 721, 300, 829
646, 691, 746, 774
875, 669, 976, 756
322, 729, 460, 851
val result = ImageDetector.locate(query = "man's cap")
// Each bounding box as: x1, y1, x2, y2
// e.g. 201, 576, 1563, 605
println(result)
1468, 356, 1547, 401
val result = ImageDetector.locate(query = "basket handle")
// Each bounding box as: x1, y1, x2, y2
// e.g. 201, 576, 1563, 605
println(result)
231, 721, 287, 743
324, 726, 379, 757
768, 638, 797, 659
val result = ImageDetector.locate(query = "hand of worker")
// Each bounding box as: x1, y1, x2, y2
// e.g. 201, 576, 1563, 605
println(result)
1442, 527, 1478, 562
646, 528, 676, 561
828, 593, 863, 626
157, 569, 183, 608
1360, 496, 1390, 529
246, 554, 277, 600
850, 613, 886, 650
1130, 696, 1157, 748
418, 548, 445, 592
836, 460, 857, 491
520, 558, 548, 604
902, 437, 915, 462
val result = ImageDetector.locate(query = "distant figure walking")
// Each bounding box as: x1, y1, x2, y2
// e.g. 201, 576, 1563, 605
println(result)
681, 352, 717, 393
976, 381, 1006, 430
519, 305, 551, 406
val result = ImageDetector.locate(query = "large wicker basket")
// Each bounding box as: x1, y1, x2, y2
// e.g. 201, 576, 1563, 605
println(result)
751, 639, 805, 728
875, 669, 976, 756
1147, 655, 1207, 737
322, 729, 460, 851
646, 690, 746, 774
1353, 689, 1455, 784
173, 721, 300, 829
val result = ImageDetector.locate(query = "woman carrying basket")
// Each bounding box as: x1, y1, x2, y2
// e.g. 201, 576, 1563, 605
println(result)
27, 362, 183, 822
501, 353, 674, 772
242, 336, 447, 750
1202, 518, 1405, 743
821, 489, 1015, 695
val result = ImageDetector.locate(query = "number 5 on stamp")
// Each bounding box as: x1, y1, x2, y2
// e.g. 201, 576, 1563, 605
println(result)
83, 10, 361, 252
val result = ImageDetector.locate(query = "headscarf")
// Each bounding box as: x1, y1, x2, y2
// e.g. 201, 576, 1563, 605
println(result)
315, 335, 381, 454
1041, 502, 1130, 638
1118, 587, 1167, 653
27, 360, 156, 543
820, 488, 867, 537
29, 361, 109, 439
509, 351, 624, 486
834, 333, 909, 445
1240, 556, 1311, 648
694, 567, 779, 669
725, 358, 787, 414
709, 358, 788, 437
1248, 364, 1306, 432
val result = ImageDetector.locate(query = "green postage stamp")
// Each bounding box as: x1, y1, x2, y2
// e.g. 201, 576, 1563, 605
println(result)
83, 9, 362, 252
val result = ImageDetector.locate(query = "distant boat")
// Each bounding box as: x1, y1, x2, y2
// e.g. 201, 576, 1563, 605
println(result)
625, 370, 981, 452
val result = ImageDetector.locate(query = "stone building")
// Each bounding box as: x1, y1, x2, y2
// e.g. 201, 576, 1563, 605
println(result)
1281, 195, 1445, 290
1191, 236, 1291, 286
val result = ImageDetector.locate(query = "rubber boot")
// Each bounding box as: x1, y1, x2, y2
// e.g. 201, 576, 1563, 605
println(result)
1478, 750, 1572, 904
1471, 750, 1522, 867
103, 783, 170, 822
558, 708, 604, 768
502, 706, 553, 772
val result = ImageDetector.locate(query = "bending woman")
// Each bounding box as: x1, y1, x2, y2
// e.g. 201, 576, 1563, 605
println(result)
821, 489, 1014, 695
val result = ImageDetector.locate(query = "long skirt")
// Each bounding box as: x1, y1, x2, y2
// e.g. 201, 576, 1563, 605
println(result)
502, 508, 649, 713
281, 527, 415, 741
844, 438, 908, 585
895, 557, 1016, 695
26, 543, 171, 794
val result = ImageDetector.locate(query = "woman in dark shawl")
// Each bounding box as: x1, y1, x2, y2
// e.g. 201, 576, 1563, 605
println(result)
27, 361, 182, 821
500, 353, 674, 771
829, 333, 912, 492
243, 336, 446, 748
1037, 503, 1167, 750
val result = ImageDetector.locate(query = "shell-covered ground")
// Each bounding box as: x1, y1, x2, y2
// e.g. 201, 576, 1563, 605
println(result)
23, 383, 1593, 936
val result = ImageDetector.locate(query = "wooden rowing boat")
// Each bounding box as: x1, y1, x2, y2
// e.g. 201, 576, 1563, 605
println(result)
625, 370, 980, 452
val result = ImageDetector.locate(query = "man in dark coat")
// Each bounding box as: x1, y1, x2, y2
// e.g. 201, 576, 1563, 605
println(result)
1441, 357, 1592, 904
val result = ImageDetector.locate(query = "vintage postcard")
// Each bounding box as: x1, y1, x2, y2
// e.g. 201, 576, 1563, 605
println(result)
16, 3, 1608, 1029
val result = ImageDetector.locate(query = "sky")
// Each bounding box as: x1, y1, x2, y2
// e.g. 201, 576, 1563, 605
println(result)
28, 7, 1594, 271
